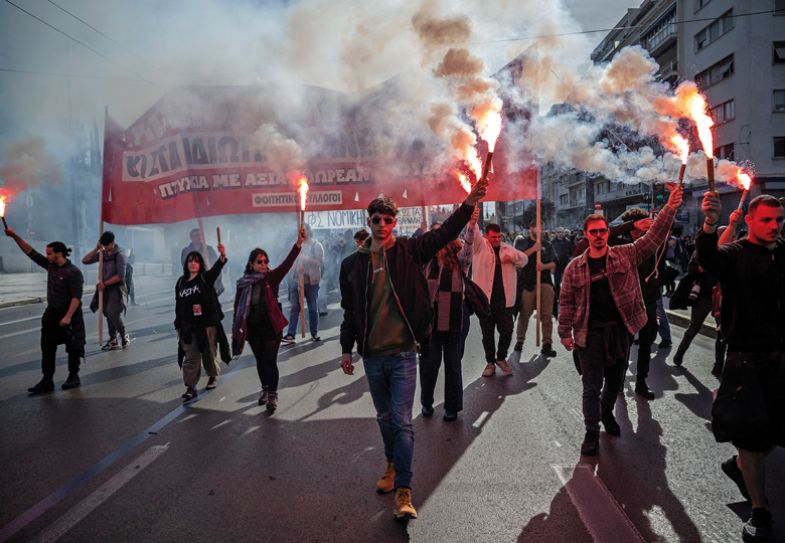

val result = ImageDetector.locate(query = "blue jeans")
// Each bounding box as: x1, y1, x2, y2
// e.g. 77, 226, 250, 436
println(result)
287, 282, 319, 337
656, 294, 671, 342
363, 351, 417, 489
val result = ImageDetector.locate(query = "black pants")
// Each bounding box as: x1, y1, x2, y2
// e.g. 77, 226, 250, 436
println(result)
577, 325, 630, 432
479, 305, 513, 363
420, 330, 463, 413
636, 302, 658, 383
41, 312, 82, 378
674, 297, 712, 361
248, 335, 281, 391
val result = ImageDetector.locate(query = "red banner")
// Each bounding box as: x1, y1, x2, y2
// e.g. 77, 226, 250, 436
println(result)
102, 86, 537, 225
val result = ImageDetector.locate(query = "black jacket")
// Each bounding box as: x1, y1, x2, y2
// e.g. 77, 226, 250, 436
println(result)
696, 231, 785, 351
339, 203, 473, 357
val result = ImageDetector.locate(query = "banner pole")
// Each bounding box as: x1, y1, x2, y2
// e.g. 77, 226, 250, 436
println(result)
535, 169, 542, 348
97, 220, 104, 345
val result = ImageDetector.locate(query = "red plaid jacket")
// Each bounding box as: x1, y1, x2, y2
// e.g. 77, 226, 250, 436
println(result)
558, 206, 675, 348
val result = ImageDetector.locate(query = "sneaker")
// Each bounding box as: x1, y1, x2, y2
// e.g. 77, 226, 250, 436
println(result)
443, 410, 458, 422
101, 338, 119, 351
376, 462, 395, 494
635, 383, 655, 400
311, 335, 321, 342
28, 378, 55, 394
601, 411, 621, 436
61, 373, 81, 390
513, 341, 523, 352
541, 343, 557, 357
206, 377, 218, 390
258, 389, 269, 406
282, 334, 296, 345
658, 339, 672, 349
393, 487, 418, 519
421, 405, 434, 417
121, 334, 130, 348
580, 430, 600, 456
181, 386, 197, 401
721, 456, 751, 501
481, 363, 496, 377
266, 391, 278, 413
496, 359, 513, 376
742, 508, 772, 542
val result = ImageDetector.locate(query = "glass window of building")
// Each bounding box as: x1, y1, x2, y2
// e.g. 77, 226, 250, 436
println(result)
775, 137, 785, 159
710, 99, 735, 123
774, 90, 785, 112
775, 42, 785, 63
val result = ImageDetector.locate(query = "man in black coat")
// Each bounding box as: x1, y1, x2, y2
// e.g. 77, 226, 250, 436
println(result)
339, 178, 487, 521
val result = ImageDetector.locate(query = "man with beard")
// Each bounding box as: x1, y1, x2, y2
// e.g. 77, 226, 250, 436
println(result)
5, 228, 85, 393
697, 193, 785, 542
83, 231, 129, 351
559, 184, 681, 456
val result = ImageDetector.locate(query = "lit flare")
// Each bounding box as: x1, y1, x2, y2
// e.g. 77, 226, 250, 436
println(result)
297, 175, 309, 212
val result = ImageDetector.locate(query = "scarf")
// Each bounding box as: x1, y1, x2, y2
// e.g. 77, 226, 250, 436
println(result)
232, 271, 268, 355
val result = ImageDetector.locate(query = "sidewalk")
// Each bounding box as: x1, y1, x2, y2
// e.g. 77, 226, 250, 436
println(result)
0, 268, 175, 309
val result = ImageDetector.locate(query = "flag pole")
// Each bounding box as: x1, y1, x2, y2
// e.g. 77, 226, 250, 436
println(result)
298, 212, 306, 338
535, 171, 542, 349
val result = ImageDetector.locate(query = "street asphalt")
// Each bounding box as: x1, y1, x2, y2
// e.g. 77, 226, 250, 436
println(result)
0, 275, 782, 543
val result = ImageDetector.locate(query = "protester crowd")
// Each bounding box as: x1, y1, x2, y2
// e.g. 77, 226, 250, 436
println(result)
4, 181, 783, 541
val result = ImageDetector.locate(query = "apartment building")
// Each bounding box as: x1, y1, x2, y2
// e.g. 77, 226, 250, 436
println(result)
548, 0, 785, 231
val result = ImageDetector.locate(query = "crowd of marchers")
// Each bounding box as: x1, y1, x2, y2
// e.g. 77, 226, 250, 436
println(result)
4, 178, 783, 542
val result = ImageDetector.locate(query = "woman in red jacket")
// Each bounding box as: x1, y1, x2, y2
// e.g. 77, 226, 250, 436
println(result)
232, 227, 304, 413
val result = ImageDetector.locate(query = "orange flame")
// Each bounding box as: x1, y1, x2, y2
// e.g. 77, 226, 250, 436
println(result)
686, 92, 714, 158
455, 171, 472, 194
477, 110, 502, 152
737, 171, 752, 191
296, 175, 309, 211
0, 195, 6, 218
669, 135, 689, 165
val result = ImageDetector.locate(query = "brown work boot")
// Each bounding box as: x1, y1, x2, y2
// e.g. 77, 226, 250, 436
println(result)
393, 487, 418, 519
376, 462, 395, 494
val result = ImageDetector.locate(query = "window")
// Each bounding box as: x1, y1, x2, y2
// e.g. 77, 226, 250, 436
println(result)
775, 42, 785, 63
714, 143, 735, 161
695, 10, 734, 51
641, 9, 677, 52
775, 137, 785, 159
695, 55, 734, 88
595, 180, 609, 195
695, 0, 712, 11
775, 90, 785, 112
559, 194, 568, 206
710, 99, 735, 123
776, 0, 785, 15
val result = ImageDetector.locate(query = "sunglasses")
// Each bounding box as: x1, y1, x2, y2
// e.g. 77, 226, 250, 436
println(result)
587, 228, 608, 236
255, 259, 268, 264
370, 216, 395, 225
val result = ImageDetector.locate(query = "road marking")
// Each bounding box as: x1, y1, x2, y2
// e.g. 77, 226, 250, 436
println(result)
242, 426, 260, 436
210, 420, 231, 430
31, 444, 169, 543
0, 357, 251, 543
472, 411, 490, 428
0, 327, 38, 340
552, 464, 646, 543
553, 440, 562, 448
0, 315, 39, 327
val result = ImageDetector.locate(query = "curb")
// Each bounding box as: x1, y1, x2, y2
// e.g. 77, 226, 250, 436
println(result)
0, 297, 44, 309
664, 309, 716, 339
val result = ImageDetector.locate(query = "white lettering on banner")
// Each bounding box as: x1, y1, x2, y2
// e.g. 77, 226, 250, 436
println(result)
251, 191, 343, 208
305, 207, 423, 230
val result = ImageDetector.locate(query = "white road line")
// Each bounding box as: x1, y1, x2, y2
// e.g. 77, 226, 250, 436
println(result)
32, 444, 169, 543
0, 315, 39, 327
552, 464, 646, 543
0, 327, 38, 341
553, 440, 562, 448
210, 420, 231, 430
472, 411, 490, 428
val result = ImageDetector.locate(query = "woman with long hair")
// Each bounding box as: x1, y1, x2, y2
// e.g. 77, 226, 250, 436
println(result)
419, 214, 475, 422
175, 243, 226, 401
232, 227, 305, 413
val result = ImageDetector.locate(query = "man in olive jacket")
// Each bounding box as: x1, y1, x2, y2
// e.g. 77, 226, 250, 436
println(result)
339, 179, 487, 521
